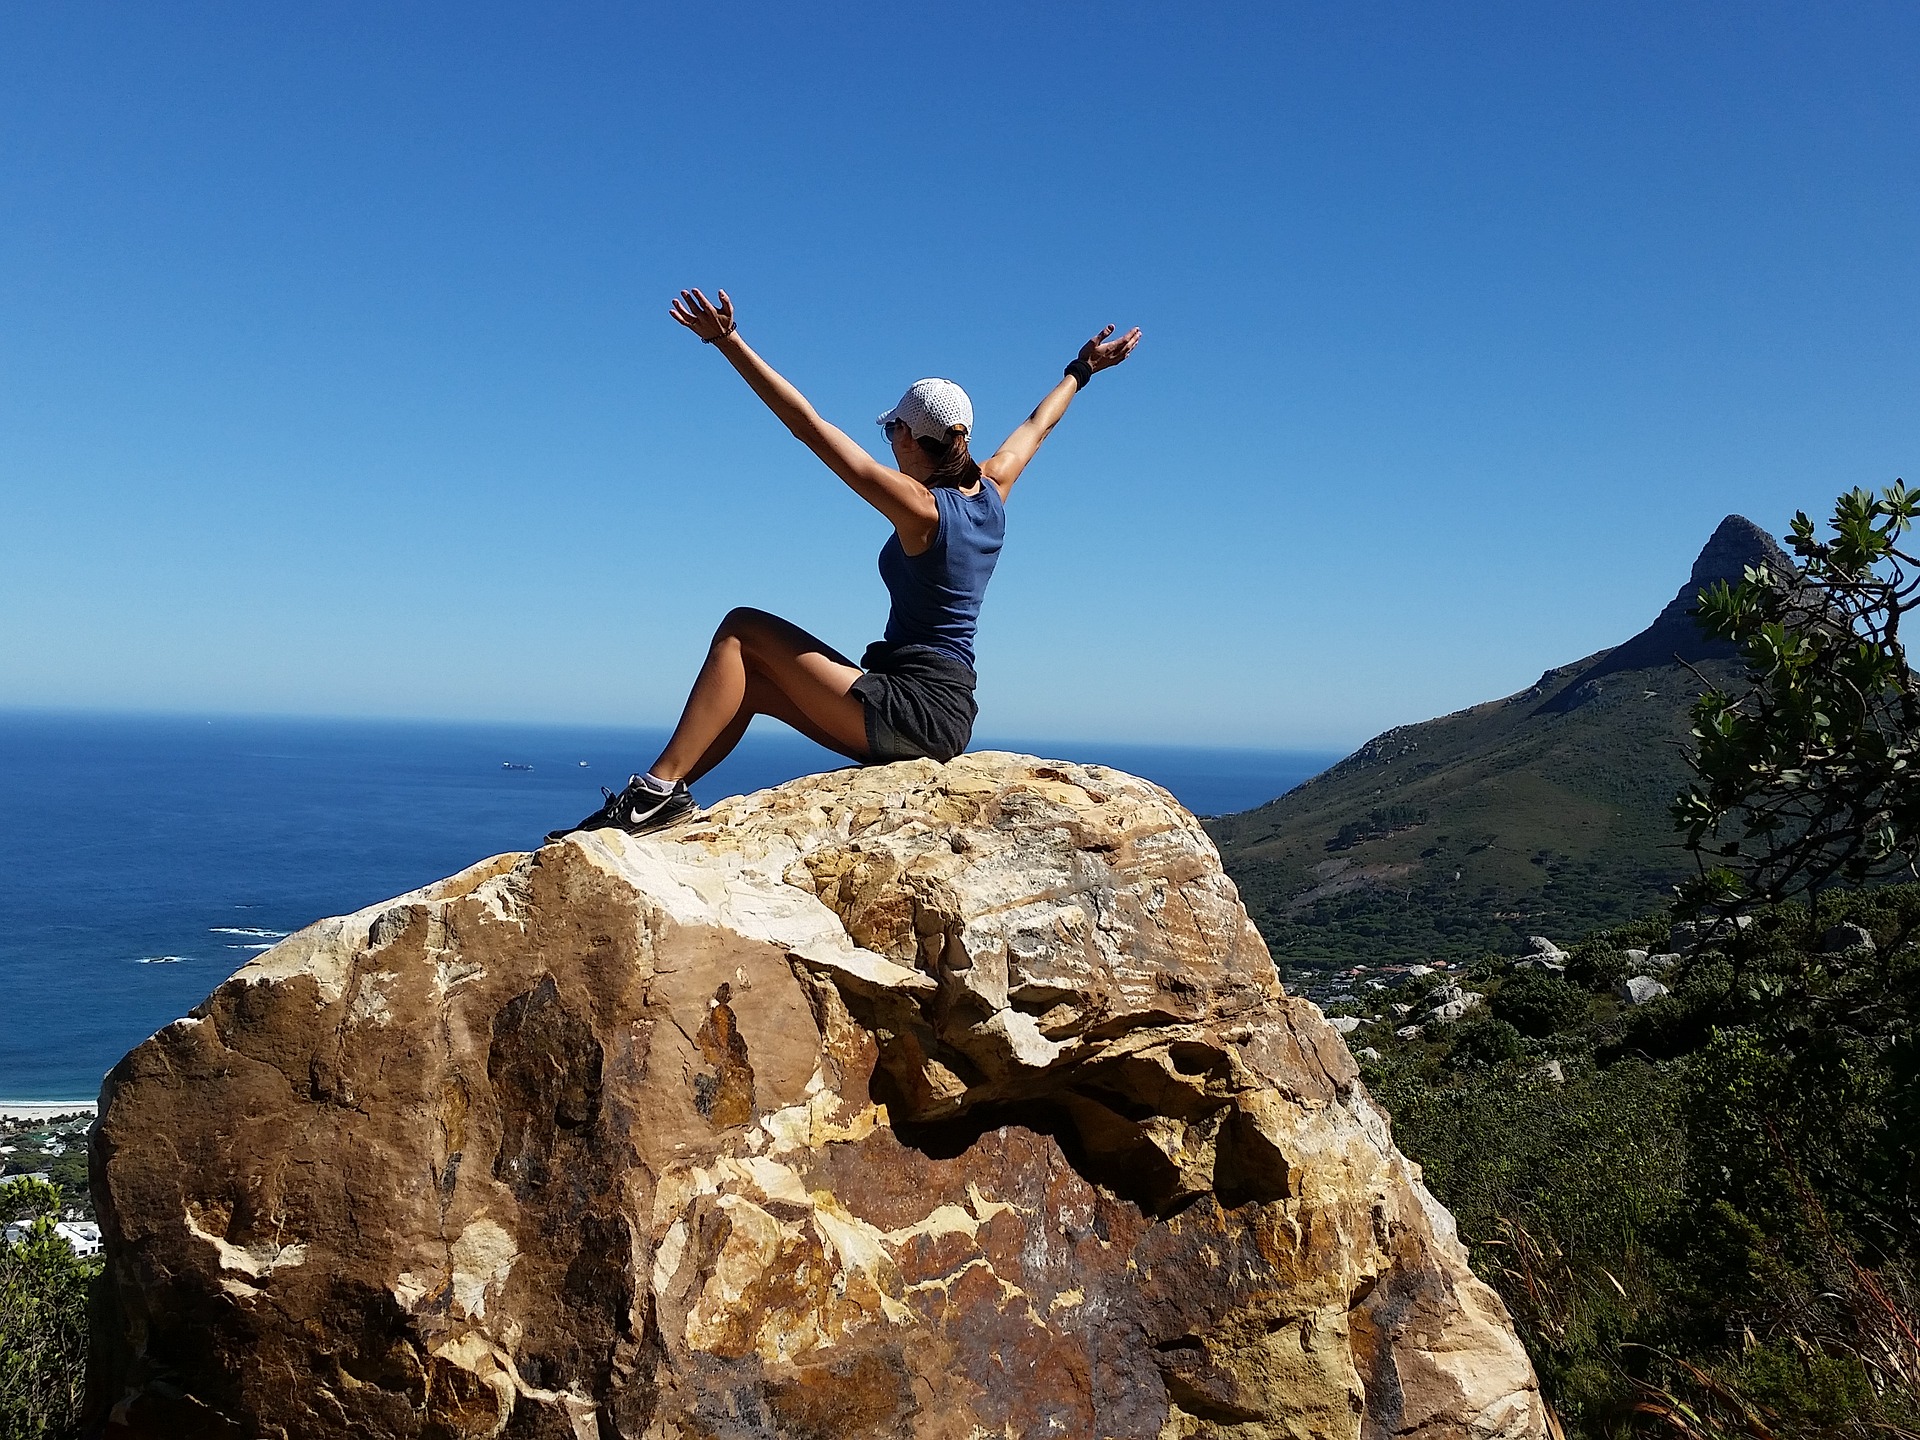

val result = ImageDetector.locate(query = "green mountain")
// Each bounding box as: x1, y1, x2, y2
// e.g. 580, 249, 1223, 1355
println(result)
1207, 516, 1789, 972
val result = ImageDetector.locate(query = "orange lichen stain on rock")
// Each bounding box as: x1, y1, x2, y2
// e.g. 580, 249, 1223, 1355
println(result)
691, 981, 756, 1128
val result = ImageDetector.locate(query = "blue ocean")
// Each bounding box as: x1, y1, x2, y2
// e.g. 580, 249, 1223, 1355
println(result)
0, 711, 1336, 1099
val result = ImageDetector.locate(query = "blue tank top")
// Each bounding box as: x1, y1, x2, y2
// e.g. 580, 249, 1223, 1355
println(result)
876, 482, 1005, 669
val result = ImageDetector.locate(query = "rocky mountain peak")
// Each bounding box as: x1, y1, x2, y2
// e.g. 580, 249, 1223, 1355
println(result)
1686, 513, 1793, 595
1612, 512, 1793, 669
1535, 513, 1792, 711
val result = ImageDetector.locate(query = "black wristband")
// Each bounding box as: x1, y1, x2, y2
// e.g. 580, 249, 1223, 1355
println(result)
701, 324, 736, 345
1064, 358, 1094, 389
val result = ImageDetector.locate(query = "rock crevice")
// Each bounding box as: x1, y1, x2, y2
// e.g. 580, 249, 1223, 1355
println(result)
87, 753, 1544, 1440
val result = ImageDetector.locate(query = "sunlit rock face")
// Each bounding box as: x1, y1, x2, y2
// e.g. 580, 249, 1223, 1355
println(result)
86, 753, 1545, 1440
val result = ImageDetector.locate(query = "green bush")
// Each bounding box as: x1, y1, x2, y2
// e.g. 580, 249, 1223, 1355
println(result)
0, 1179, 96, 1440
1374, 1053, 1689, 1429
1565, 943, 1628, 993
1491, 970, 1590, 1037
1446, 1015, 1526, 1067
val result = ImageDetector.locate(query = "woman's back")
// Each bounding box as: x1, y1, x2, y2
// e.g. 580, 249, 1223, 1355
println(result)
875, 482, 1005, 669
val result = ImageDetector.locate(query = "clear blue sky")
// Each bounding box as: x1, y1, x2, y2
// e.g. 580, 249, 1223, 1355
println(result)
3, 3, 1915, 748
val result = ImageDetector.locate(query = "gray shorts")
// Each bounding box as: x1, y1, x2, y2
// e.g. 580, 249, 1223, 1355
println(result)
849, 642, 978, 763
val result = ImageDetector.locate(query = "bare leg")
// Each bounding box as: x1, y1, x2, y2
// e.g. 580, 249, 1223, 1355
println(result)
681, 673, 864, 783
682, 706, 754, 787
650, 608, 869, 784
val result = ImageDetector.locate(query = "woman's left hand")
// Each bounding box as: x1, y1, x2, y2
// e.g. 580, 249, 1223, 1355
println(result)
1077, 324, 1143, 374
670, 288, 736, 343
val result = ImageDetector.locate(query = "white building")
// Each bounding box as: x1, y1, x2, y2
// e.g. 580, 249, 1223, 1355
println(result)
2, 1219, 101, 1257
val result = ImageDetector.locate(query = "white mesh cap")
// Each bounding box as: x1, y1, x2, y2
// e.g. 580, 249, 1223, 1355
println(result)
877, 378, 973, 441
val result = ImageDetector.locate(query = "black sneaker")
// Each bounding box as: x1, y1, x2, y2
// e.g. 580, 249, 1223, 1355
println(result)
545, 776, 697, 843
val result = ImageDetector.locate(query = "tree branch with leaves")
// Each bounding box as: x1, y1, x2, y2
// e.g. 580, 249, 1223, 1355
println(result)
1676, 482, 1920, 907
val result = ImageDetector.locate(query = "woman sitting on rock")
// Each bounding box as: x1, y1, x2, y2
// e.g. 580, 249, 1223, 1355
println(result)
549, 288, 1141, 842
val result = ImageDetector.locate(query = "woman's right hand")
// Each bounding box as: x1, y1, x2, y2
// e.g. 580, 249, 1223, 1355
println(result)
670, 288, 736, 343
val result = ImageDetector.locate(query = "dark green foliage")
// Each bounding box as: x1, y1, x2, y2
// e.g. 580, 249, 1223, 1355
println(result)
39, 1159, 84, 1210
0, 1180, 96, 1440
1372, 1054, 1688, 1429
1610, 956, 1736, 1061
1565, 943, 1630, 993
1327, 804, 1428, 852
1446, 1015, 1526, 1066
1233, 852, 1688, 973
1368, 883, 1920, 1438
1491, 969, 1590, 1037
1564, 916, 1672, 997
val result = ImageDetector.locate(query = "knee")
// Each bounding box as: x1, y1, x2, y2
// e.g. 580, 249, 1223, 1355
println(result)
715, 607, 777, 648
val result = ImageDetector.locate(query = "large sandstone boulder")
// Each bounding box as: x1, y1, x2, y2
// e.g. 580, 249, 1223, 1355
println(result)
86, 754, 1544, 1440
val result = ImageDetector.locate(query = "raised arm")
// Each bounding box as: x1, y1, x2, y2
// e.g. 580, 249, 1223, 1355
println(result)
669, 289, 938, 543
982, 324, 1142, 501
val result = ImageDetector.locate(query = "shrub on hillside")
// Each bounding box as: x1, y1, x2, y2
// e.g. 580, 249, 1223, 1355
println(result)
43, 1154, 86, 1208
1565, 942, 1629, 993
1446, 1016, 1525, 1067
0, 1178, 95, 1440
1491, 970, 1590, 1037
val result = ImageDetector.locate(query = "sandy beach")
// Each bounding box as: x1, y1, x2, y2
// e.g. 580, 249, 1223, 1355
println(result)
0, 1102, 96, 1123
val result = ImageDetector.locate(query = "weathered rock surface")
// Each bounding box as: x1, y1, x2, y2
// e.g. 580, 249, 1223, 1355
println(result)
1818, 922, 1874, 956
87, 754, 1544, 1440
1667, 916, 1751, 953
1510, 938, 1565, 976
1421, 986, 1485, 1027
1615, 975, 1670, 1006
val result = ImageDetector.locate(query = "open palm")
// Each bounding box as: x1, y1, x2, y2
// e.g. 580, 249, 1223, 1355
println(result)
1078, 324, 1143, 373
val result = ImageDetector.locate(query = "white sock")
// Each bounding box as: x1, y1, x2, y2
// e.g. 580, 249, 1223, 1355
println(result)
638, 771, 674, 794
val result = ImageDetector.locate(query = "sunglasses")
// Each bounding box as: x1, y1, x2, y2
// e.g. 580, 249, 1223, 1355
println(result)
883, 419, 908, 440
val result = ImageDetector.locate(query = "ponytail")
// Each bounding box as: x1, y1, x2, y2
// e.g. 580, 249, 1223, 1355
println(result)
917, 425, 982, 489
